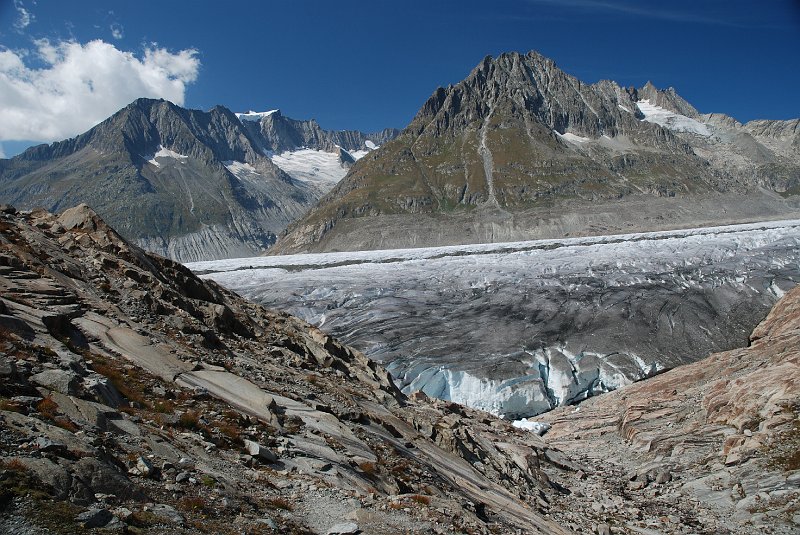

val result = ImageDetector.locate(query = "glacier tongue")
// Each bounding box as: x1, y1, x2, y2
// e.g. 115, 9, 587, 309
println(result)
385, 344, 654, 419
190, 220, 800, 419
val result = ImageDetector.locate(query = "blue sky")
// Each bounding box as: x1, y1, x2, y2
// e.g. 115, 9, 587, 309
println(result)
1, 0, 798, 157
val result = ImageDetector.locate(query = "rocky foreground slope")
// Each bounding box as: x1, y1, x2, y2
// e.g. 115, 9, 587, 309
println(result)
0, 203, 580, 534
273, 51, 800, 254
0, 204, 797, 534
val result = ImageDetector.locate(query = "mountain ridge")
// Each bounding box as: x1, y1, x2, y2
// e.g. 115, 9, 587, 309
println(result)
0, 98, 399, 263
271, 51, 800, 254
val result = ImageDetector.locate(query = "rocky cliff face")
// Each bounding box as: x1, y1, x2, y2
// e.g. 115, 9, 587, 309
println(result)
0, 99, 324, 263
272, 51, 800, 254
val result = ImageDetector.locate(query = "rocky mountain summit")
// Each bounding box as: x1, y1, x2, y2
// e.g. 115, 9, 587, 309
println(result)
0, 100, 398, 264
0, 98, 318, 263
272, 51, 800, 253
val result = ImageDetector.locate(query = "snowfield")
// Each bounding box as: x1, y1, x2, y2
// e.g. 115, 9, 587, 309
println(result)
269, 148, 350, 188
189, 220, 800, 418
636, 99, 712, 136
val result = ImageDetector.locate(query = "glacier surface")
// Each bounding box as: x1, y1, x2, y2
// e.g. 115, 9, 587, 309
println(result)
189, 220, 800, 418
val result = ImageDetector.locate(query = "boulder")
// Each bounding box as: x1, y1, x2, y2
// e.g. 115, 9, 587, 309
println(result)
76, 508, 112, 528
30, 369, 81, 396
149, 503, 184, 525
244, 439, 278, 463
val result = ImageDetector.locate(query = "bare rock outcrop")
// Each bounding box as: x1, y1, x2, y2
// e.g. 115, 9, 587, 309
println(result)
540, 286, 800, 533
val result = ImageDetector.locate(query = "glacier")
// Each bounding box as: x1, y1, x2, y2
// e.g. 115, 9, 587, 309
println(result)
189, 220, 800, 418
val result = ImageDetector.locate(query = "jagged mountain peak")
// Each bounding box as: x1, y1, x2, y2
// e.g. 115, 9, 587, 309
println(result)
634, 81, 700, 118
272, 50, 800, 254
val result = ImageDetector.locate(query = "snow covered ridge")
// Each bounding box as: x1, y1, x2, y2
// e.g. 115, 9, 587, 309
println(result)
636, 99, 711, 137
144, 145, 189, 167
236, 110, 278, 122
267, 144, 376, 188
189, 219, 800, 419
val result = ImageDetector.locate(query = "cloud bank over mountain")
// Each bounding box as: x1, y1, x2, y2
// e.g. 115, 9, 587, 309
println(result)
0, 38, 200, 145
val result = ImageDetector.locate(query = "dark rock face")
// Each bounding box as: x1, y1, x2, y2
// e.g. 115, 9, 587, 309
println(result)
273, 51, 800, 254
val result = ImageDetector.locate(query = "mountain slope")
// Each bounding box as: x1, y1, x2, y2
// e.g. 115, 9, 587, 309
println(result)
540, 284, 800, 534
272, 51, 800, 254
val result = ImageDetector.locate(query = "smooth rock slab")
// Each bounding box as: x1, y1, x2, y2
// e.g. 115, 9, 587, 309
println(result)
326, 522, 360, 535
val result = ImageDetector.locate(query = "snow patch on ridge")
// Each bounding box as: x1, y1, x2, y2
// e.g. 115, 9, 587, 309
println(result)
636, 99, 711, 136
556, 132, 591, 144
223, 160, 261, 182
146, 146, 189, 167
237, 110, 278, 122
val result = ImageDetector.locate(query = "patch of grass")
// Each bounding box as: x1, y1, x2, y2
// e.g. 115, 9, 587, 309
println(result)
0, 458, 51, 509
90, 356, 152, 409
767, 415, 800, 471
200, 475, 216, 488
34, 396, 78, 432
358, 461, 377, 476
264, 497, 292, 511
213, 422, 243, 445
126, 510, 161, 529
0, 397, 25, 413
178, 495, 210, 515
153, 399, 175, 414
36, 396, 58, 419
178, 410, 200, 430
410, 494, 431, 505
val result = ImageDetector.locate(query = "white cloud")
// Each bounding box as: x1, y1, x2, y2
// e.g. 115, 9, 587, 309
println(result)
13, 0, 33, 31
0, 143, 6, 159
0, 39, 200, 142
110, 22, 124, 40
